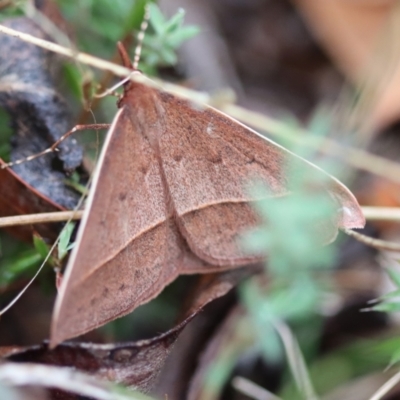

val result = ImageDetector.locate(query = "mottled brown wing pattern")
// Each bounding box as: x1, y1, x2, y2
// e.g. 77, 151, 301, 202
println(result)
51, 109, 187, 345
155, 92, 364, 266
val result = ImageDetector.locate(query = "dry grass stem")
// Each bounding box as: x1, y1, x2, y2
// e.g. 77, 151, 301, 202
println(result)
343, 228, 400, 252
361, 206, 400, 222
368, 369, 400, 400
0, 206, 400, 229
0, 211, 83, 228
232, 376, 282, 400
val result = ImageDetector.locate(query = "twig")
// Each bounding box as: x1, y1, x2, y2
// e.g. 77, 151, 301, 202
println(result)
232, 376, 282, 400
1, 23, 400, 183
0, 211, 83, 228
368, 369, 400, 400
361, 206, 400, 222
1, 206, 400, 229
343, 228, 400, 252
272, 319, 319, 400
0, 23, 132, 77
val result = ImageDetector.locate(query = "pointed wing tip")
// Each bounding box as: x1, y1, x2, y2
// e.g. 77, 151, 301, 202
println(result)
48, 338, 60, 349
49, 319, 68, 349
48, 333, 63, 349
50, 307, 88, 348
340, 203, 366, 230
50, 320, 90, 348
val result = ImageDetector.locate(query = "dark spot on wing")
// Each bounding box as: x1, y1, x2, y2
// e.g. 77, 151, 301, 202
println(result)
153, 263, 161, 271
173, 153, 183, 162
119, 192, 127, 201
246, 157, 256, 165
134, 270, 142, 279
208, 150, 222, 164
119, 284, 126, 291
139, 165, 148, 174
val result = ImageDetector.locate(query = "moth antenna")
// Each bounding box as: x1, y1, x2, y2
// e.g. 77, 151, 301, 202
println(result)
0, 124, 110, 169
133, 3, 150, 70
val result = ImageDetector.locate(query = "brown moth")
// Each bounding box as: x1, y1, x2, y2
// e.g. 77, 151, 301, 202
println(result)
50, 45, 365, 346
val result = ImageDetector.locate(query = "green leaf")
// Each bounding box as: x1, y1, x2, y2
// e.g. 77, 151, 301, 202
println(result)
138, 4, 199, 70
62, 63, 90, 103
307, 108, 332, 138
370, 289, 400, 303
58, 223, 75, 260
164, 8, 185, 33
33, 235, 50, 260
160, 47, 177, 65
389, 347, 400, 368
385, 267, 400, 289
148, 3, 167, 35
369, 301, 400, 313
166, 26, 199, 47
122, 0, 153, 34
64, 172, 88, 196
260, 324, 284, 362
0, 250, 42, 287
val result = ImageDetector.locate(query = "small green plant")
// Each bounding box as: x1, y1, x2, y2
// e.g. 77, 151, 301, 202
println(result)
0, 221, 75, 289
0, 243, 44, 288
365, 265, 400, 313
140, 3, 199, 74
57, 222, 75, 261
58, 1, 199, 103
241, 116, 338, 356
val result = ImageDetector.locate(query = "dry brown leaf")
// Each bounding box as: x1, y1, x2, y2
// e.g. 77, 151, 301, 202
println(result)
1, 267, 255, 396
